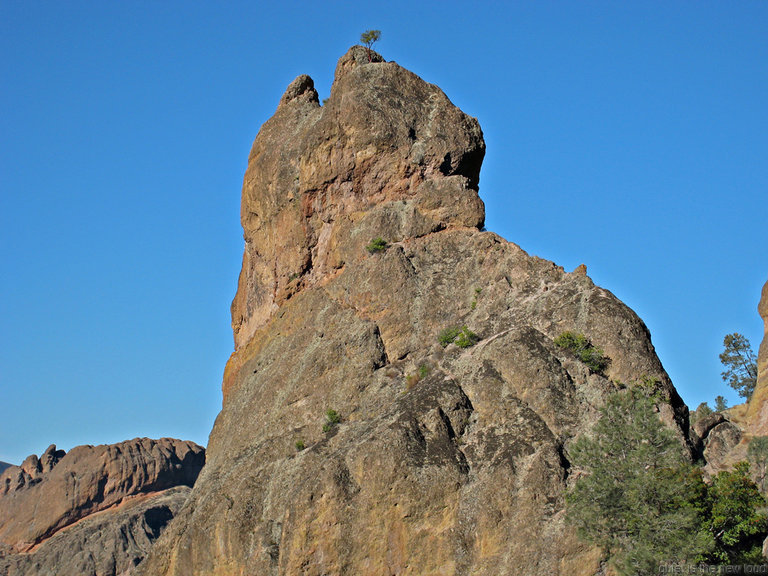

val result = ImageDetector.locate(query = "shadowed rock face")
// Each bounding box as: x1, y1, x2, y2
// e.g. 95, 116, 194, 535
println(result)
0, 438, 204, 555
138, 47, 688, 576
0, 487, 191, 576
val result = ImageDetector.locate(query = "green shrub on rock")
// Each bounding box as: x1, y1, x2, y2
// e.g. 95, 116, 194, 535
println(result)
323, 409, 341, 433
554, 331, 609, 374
439, 326, 479, 348
366, 237, 388, 253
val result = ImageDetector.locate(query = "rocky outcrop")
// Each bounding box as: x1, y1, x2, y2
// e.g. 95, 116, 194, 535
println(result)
691, 412, 744, 475
0, 438, 204, 556
138, 47, 689, 575
230, 46, 485, 354
0, 487, 190, 576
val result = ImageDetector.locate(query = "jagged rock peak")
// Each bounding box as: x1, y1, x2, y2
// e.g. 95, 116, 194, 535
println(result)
231, 45, 486, 350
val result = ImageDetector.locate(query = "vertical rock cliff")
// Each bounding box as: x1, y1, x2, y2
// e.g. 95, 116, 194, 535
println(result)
138, 46, 689, 576
746, 279, 768, 435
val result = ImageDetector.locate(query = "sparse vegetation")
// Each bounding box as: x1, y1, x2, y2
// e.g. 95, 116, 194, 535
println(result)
439, 326, 479, 348
715, 395, 728, 412
554, 331, 609, 374
323, 409, 341, 433
366, 237, 388, 254
295, 439, 305, 451
405, 364, 431, 390
470, 287, 481, 310
360, 29, 381, 62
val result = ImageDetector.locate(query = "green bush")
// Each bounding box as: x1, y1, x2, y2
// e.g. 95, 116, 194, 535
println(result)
439, 326, 479, 348
366, 237, 388, 253
323, 409, 341, 433
438, 326, 462, 347
295, 439, 305, 451
554, 331, 609, 374
455, 327, 479, 348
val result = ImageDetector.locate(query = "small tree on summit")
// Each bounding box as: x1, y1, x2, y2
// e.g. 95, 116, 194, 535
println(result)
720, 333, 758, 400
360, 29, 381, 62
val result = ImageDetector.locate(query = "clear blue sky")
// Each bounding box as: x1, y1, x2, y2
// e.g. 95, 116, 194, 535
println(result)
1, 1, 766, 465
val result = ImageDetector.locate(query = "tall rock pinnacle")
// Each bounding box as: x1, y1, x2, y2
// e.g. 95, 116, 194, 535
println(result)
231, 46, 485, 352
139, 47, 689, 575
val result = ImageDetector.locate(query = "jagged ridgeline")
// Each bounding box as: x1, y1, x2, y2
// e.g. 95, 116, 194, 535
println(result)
138, 46, 688, 575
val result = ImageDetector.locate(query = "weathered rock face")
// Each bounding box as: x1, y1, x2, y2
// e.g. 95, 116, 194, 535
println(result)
0, 438, 204, 555
747, 278, 768, 435
0, 487, 190, 576
230, 46, 485, 353
139, 47, 688, 576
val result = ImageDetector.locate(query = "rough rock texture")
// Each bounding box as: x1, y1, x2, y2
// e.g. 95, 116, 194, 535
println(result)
691, 413, 744, 476
138, 47, 689, 576
0, 487, 190, 576
746, 278, 768, 435
0, 438, 204, 554
230, 46, 485, 353
0, 466, 10, 477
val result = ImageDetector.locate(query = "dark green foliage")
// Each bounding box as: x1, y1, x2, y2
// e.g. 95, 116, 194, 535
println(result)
554, 331, 609, 374
366, 237, 388, 254
567, 388, 768, 573
295, 439, 305, 451
720, 333, 758, 400
715, 395, 729, 412
439, 326, 479, 348
418, 364, 430, 379
323, 409, 341, 433
748, 436, 768, 493
360, 29, 381, 61
706, 462, 768, 564
566, 389, 712, 574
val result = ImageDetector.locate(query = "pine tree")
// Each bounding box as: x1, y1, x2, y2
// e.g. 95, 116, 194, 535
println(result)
720, 333, 758, 400
567, 389, 712, 574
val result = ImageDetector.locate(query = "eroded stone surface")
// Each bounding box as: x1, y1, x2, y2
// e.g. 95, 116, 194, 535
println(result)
138, 47, 690, 576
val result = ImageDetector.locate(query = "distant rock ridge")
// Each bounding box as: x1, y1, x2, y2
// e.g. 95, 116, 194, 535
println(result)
137, 47, 690, 575
0, 437, 204, 575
